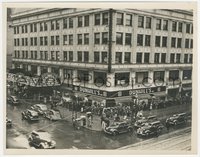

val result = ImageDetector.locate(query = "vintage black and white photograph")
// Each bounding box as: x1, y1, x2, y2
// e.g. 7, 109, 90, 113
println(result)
4, 2, 197, 154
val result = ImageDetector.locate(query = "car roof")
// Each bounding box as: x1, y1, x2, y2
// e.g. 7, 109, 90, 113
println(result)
178, 113, 186, 116
27, 109, 38, 114
150, 120, 161, 124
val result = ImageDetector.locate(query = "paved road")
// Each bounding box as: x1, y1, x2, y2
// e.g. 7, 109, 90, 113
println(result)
119, 127, 191, 150
6, 101, 192, 149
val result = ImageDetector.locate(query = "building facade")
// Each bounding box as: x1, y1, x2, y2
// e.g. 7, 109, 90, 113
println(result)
10, 8, 193, 103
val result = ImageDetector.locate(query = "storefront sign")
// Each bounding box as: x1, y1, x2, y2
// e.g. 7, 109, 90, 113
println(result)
73, 85, 107, 97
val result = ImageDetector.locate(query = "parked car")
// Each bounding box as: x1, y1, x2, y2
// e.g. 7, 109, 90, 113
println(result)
134, 115, 158, 129
44, 109, 62, 121
166, 113, 187, 126
137, 121, 164, 137
28, 130, 56, 149
104, 121, 133, 136
7, 95, 19, 105
62, 93, 72, 103
6, 117, 12, 128
31, 104, 48, 115
22, 109, 39, 121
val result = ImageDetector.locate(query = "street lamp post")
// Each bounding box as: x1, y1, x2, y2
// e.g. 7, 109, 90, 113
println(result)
130, 78, 138, 124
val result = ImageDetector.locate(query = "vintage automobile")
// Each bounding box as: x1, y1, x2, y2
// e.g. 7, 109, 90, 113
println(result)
104, 121, 133, 136
62, 93, 72, 103
28, 130, 56, 149
44, 109, 62, 121
134, 115, 158, 129
22, 109, 39, 121
31, 104, 48, 115
7, 95, 20, 105
6, 117, 12, 128
137, 121, 164, 137
166, 113, 187, 126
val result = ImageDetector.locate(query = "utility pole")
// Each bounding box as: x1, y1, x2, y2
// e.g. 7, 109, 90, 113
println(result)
131, 78, 138, 124
108, 8, 113, 73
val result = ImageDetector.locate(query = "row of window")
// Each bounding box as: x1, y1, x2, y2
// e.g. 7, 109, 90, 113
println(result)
136, 52, 193, 64
14, 34, 193, 49
13, 12, 193, 34
18, 63, 192, 84
14, 50, 193, 64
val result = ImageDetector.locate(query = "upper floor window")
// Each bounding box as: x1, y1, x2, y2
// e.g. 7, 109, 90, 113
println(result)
176, 53, 181, 63
186, 23, 191, 33
40, 23, 43, 31
69, 35, 73, 45
145, 35, 151, 46
51, 21, 55, 30
184, 54, 188, 63
162, 36, 167, 47
154, 53, 160, 63
170, 53, 175, 63
156, 19, 161, 30
77, 34, 82, 45
161, 53, 166, 63
95, 14, 100, 25
163, 20, 168, 30
155, 36, 161, 47
116, 32, 123, 45
138, 16, 144, 28
136, 52, 142, 63
126, 14, 132, 26
63, 18, 68, 29
84, 15, 89, 26
102, 32, 108, 44
190, 39, 193, 48
171, 37, 176, 48
63, 35, 68, 45
146, 17, 151, 29
144, 53, 150, 63
177, 38, 182, 48
78, 16, 83, 27
56, 36, 60, 45
94, 51, 100, 63
137, 34, 143, 46
185, 39, 190, 48
102, 13, 109, 25
172, 21, 177, 32
34, 24, 37, 32
94, 33, 100, 44
84, 51, 89, 62
51, 36, 54, 45
124, 52, 131, 63
56, 20, 59, 30
84, 33, 89, 44
178, 22, 182, 32
44, 22, 48, 31
117, 13, 123, 25
69, 18, 74, 28
125, 33, 131, 45
115, 52, 122, 64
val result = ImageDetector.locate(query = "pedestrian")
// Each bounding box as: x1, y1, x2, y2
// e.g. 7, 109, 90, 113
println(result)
166, 121, 170, 132
149, 103, 153, 111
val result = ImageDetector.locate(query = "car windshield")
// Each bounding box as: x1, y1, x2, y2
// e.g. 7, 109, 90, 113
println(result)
30, 111, 38, 116
38, 105, 47, 110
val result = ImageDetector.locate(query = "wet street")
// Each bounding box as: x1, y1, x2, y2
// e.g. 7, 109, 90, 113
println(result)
6, 101, 191, 149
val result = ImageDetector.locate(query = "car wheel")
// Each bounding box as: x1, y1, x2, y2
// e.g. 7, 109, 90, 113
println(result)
39, 143, 45, 149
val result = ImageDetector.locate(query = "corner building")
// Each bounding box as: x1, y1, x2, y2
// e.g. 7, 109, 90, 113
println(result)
11, 8, 193, 103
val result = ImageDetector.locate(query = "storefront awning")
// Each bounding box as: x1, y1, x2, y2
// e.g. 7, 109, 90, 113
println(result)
153, 91, 166, 98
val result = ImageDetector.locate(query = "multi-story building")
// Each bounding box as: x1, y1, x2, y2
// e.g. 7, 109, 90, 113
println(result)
10, 8, 193, 104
